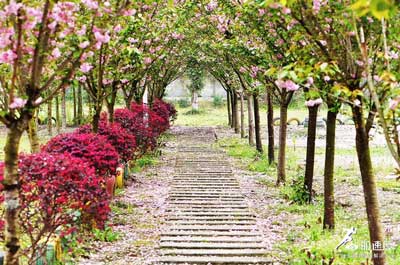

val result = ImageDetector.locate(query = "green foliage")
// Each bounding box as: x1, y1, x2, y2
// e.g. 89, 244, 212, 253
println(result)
280, 172, 310, 204
184, 109, 202, 115
186, 57, 205, 93
177, 98, 190, 108
92, 226, 120, 242
212, 95, 224, 107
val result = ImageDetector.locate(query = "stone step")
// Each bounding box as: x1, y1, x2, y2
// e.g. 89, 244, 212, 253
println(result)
160, 242, 264, 249
167, 201, 247, 206
161, 236, 262, 243
165, 225, 256, 231
161, 231, 260, 237
165, 220, 256, 226
158, 256, 272, 264
166, 216, 254, 221
160, 248, 267, 256
167, 208, 250, 212
167, 211, 252, 216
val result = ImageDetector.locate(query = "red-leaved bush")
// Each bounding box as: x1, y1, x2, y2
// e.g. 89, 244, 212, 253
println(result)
43, 132, 119, 177
152, 99, 177, 122
0, 163, 4, 233
1, 153, 110, 262
76, 120, 137, 162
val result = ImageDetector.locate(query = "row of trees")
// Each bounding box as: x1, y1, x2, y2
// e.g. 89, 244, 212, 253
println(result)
170, 1, 399, 264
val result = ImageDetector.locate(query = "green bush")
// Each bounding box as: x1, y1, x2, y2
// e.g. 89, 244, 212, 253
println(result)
212, 95, 224, 107
280, 172, 310, 204
177, 98, 190, 108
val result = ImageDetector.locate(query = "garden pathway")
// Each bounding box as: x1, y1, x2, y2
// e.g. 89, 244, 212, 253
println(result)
158, 127, 272, 264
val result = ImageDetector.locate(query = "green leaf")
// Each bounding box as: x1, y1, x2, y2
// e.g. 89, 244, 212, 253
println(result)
370, 0, 391, 19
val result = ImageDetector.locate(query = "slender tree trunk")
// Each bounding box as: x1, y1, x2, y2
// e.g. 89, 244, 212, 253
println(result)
106, 86, 117, 123
27, 114, 40, 153
352, 105, 386, 265
323, 108, 337, 230
47, 99, 53, 136
304, 105, 319, 202
61, 89, 67, 130
240, 92, 245, 138
191, 91, 199, 111
267, 91, 275, 164
92, 106, 101, 133
55, 96, 60, 134
230, 91, 236, 129
73, 86, 77, 126
77, 86, 83, 125
4, 122, 26, 265
233, 91, 239, 134
227, 90, 232, 126
277, 103, 288, 185
247, 94, 255, 146
253, 94, 263, 153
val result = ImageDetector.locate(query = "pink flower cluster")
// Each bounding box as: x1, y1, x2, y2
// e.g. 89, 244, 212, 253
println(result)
9, 97, 27, 109
205, 1, 218, 12
305, 98, 323, 107
0, 49, 17, 64
389, 97, 400, 110
275, 79, 300, 91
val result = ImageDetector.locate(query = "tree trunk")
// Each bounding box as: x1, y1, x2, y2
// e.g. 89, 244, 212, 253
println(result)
73, 86, 77, 126
47, 99, 53, 136
323, 109, 337, 230
227, 90, 232, 126
304, 105, 318, 202
253, 94, 263, 153
230, 90, 236, 129
352, 105, 386, 265
92, 106, 101, 133
247, 94, 255, 146
27, 114, 40, 153
55, 96, 60, 134
233, 92, 240, 134
61, 89, 67, 131
106, 86, 117, 123
277, 103, 288, 185
191, 91, 199, 111
240, 92, 245, 138
4, 122, 26, 265
267, 91, 275, 164
77, 85, 83, 125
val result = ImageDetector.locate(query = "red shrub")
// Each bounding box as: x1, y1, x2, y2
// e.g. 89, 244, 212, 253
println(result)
0, 163, 4, 232
43, 132, 119, 177
76, 121, 137, 162
152, 99, 177, 122
130, 102, 170, 134
1, 153, 110, 260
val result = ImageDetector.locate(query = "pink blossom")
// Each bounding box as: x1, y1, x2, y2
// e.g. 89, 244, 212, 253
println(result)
313, 0, 321, 13
122, 9, 136, 16
205, 1, 218, 12
319, 40, 327, 46
9, 97, 27, 109
77, 26, 87, 36
239, 67, 246, 73
389, 99, 399, 110
121, 79, 129, 84
282, 7, 291, 14
103, 79, 112, 85
114, 24, 122, 32
258, 9, 266, 16
128, 38, 138, 44
305, 98, 323, 107
307, 77, 314, 85
82, 0, 98, 10
143, 57, 152, 65
78, 76, 87, 82
0, 50, 17, 64
94, 31, 110, 44
48, 21, 58, 31
34, 97, 43, 105
323, 76, 331, 82
284, 80, 299, 91
5, 1, 23, 16
144, 40, 151, 46
51, 48, 61, 59
80, 63, 93, 73
79, 41, 90, 49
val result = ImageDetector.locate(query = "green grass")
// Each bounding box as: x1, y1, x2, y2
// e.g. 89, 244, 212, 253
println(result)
130, 153, 159, 173
217, 136, 400, 264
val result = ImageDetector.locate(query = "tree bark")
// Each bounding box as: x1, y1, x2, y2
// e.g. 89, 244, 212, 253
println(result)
77, 85, 83, 125
304, 105, 318, 202
277, 103, 288, 185
191, 91, 199, 111
106, 84, 118, 123
253, 94, 263, 153
226, 90, 232, 126
233, 91, 240, 134
47, 99, 53, 136
247, 93, 255, 146
230, 90, 236, 129
352, 105, 386, 265
267, 91, 275, 164
27, 114, 40, 153
4, 121, 26, 265
92, 106, 101, 133
240, 92, 245, 138
61, 89, 67, 130
323, 109, 337, 230
55, 95, 60, 134
73, 86, 77, 126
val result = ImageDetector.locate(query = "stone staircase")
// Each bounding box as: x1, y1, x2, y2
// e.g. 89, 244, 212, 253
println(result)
157, 128, 272, 264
